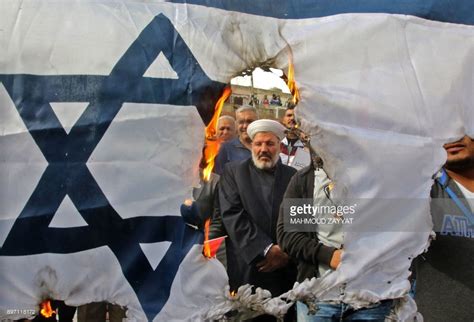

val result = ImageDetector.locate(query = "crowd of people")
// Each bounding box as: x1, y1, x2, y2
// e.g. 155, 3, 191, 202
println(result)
191, 105, 474, 321
246, 93, 292, 109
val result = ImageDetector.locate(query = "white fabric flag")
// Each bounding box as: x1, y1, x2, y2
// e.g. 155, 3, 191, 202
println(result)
0, 1, 473, 321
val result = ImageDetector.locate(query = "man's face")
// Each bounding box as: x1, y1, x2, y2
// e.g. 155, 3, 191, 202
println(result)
251, 132, 280, 170
444, 135, 474, 170
217, 119, 235, 142
236, 110, 257, 142
282, 109, 296, 129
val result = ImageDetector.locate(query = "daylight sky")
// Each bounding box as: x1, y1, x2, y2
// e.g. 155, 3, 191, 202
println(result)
230, 67, 291, 93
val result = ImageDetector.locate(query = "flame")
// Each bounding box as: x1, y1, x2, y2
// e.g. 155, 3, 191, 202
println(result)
203, 218, 211, 258
40, 300, 56, 318
200, 87, 231, 258
202, 87, 232, 182
287, 56, 300, 105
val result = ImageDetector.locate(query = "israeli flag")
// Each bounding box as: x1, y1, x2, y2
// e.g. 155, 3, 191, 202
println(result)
1, 1, 473, 321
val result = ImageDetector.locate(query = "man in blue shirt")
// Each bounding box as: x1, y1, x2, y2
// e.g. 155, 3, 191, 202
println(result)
214, 105, 258, 175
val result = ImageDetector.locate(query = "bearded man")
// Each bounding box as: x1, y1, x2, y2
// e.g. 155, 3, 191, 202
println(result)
280, 106, 310, 170
414, 135, 474, 321
219, 119, 297, 303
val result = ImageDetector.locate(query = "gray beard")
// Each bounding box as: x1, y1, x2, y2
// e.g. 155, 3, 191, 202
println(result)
252, 152, 279, 170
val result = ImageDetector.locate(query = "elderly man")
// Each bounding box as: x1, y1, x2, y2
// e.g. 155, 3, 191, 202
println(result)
280, 106, 310, 170
217, 115, 236, 142
414, 135, 474, 321
213, 105, 257, 175
219, 119, 297, 307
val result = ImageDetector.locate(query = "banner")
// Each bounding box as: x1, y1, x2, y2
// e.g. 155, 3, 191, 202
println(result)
1, 1, 473, 321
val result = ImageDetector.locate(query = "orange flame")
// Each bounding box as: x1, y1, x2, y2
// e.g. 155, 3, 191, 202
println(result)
202, 87, 231, 258
203, 218, 211, 258
40, 300, 56, 318
287, 56, 300, 105
202, 87, 232, 182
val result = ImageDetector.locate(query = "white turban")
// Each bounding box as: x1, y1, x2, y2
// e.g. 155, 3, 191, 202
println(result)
247, 119, 286, 141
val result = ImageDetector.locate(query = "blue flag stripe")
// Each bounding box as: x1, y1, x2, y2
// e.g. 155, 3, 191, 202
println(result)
166, 0, 474, 25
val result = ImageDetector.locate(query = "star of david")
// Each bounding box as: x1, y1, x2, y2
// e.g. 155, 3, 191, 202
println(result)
0, 13, 225, 321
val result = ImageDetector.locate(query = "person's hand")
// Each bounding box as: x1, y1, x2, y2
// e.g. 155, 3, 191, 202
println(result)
256, 245, 289, 272
330, 249, 343, 269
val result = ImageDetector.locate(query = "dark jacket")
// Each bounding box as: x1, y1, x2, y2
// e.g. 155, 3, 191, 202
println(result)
219, 158, 296, 296
192, 171, 219, 229
276, 165, 337, 282
414, 170, 474, 322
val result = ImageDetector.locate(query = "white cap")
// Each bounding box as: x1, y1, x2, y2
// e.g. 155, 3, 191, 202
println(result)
247, 119, 286, 141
